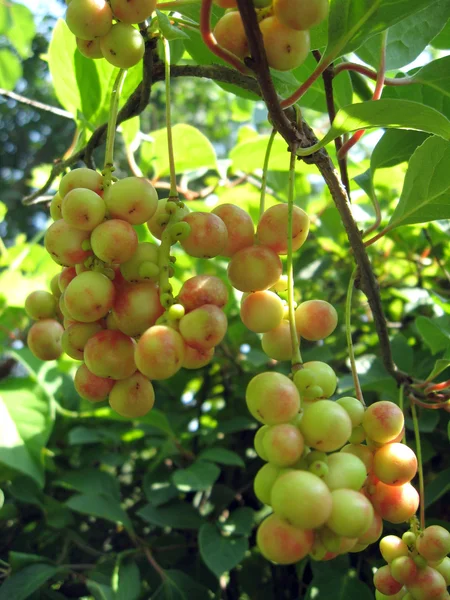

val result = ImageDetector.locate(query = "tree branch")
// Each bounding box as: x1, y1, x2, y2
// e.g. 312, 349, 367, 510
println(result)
0, 87, 72, 119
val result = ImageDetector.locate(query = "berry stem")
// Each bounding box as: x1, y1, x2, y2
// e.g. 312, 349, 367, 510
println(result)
103, 68, 127, 189
410, 400, 425, 530
280, 59, 330, 109
287, 149, 302, 369
345, 267, 365, 406
259, 129, 276, 222
162, 38, 179, 201
337, 31, 387, 160
333, 62, 414, 86
399, 384, 406, 444
199, 0, 250, 75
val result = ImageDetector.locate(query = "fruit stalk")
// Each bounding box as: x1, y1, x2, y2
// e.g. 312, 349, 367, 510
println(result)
410, 400, 425, 529
163, 37, 179, 200
346, 267, 365, 406
259, 129, 276, 221
103, 68, 127, 188
286, 149, 302, 368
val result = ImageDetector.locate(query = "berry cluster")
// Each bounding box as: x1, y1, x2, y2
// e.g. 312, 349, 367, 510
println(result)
25, 168, 234, 418
213, 0, 329, 71
375, 526, 450, 599
250, 377, 421, 565
65, 0, 154, 68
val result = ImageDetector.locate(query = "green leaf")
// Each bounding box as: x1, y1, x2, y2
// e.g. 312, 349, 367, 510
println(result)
137, 501, 204, 529
432, 18, 450, 49
325, 0, 433, 60
0, 378, 53, 488
383, 56, 450, 119
65, 493, 133, 532
140, 124, 217, 178
9, 552, 51, 572
156, 10, 189, 40
0, 564, 61, 600
172, 460, 220, 492
86, 580, 115, 600
3, 2, 35, 59
198, 447, 245, 467
112, 556, 141, 600
68, 426, 106, 445
48, 19, 81, 118
388, 136, 450, 229
54, 468, 121, 501
90, 406, 174, 436
306, 574, 373, 600
153, 570, 211, 600
356, 1, 450, 69
371, 130, 429, 171
300, 100, 450, 157
74, 50, 101, 120
425, 359, 450, 382
220, 507, 255, 537
0, 48, 22, 90
425, 468, 450, 508
199, 523, 248, 578
415, 316, 450, 354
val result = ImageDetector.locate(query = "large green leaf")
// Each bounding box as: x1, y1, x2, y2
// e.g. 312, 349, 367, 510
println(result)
0, 48, 22, 90
48, 19, 81, 118
137, 501, 204, 529
199, 523, 248, 578
2, 2, 35, 59
152, 570, 211, 600
140, 124, 217, 178
112, 555, 141, 600
383, 56, 450, 119
415, 315, 450, 354
0, 564, 62, 600
172, 460, 220, 492
0, 378, 53, 488
388, 136, 450, 229
297, 99, 450, 157
356, 1, 450, 69
54, 468, 121, 500
90, 406, 174, 436
198, 447, 245, 467
66, 493, 133, 532
74, 50, 101, 121
324, 0, 433, 61
425, 468, 450, 508
306, 574, 373, 599
371, 130, 429, 171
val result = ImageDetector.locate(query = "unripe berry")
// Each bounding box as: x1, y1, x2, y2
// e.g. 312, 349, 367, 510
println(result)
25, 291, 57, 320
180, 212, 228, 258
76, 37, 103, 59
273, 0, 329, 30
340, 443, 374, 473
147, 199, 189, 240
64, 271, 115, 322
373, 442, 417, 486
416, 525, 450, 563
59, 168, 103, 198
110, 0, 156, 24
91, 219, 138, 264
50, 193, 62, 220
135, 325, 185, 380
241, 291, 284, 333
100, 23, 144, 69
62, 321, 103, 360
373, 565, 403, 597
257, 514, 314, 564
62, 188, 106, 231
261, 319, 296, 361
109, 372, 155, 418
182, 345, 214, 370
379, 535, 409, 563
262, 423, 304, 467
326, 489, 374, 538
211, 203, 254, 256
45, 220, 91, 267
293, 361, 337, 401
66, 0, 113, 40
179, 304, 227, 351
246, 371, 300, 425
84, 330, 136, 380
369, 481, 419, 524
27, 319, 64, 361
213, 12, 249, 60
299, 399, 352, 452
294, 299, 338, 341
271, 470, 332, 529
257, 203, 309, 255
259, 16, 310, 71
74, 363, 115, 402
362, 401, 404, 444
104, 177, 158, 225
228, 245, 282, 292
178, 275, 228, 313
112, 282, 164, 337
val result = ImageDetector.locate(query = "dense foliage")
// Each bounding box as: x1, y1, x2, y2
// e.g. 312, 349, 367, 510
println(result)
0, 0, 450, 598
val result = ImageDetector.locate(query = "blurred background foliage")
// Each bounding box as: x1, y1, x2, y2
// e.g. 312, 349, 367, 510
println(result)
0, 1, 449, 598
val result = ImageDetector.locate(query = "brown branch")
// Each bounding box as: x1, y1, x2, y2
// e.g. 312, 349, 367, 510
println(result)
312, 50, 351, 198
0, 87, 72, 118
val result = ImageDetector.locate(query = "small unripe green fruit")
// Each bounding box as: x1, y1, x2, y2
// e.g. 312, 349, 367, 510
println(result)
100, 23, 145, 69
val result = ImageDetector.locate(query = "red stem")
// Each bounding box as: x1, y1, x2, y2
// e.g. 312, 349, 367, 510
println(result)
334, 62, 414, 86
338, 41, 387, 160
280, 59, 330, 109
409, 395, 450, 410
199, 0, 249, 75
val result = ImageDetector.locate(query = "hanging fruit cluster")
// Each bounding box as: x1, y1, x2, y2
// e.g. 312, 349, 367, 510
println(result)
65, 0, 156, 67
213, 0, 329, 71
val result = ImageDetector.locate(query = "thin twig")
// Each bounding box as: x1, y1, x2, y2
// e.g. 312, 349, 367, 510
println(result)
334, 62, 414, 86
0, 87, 72, 118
